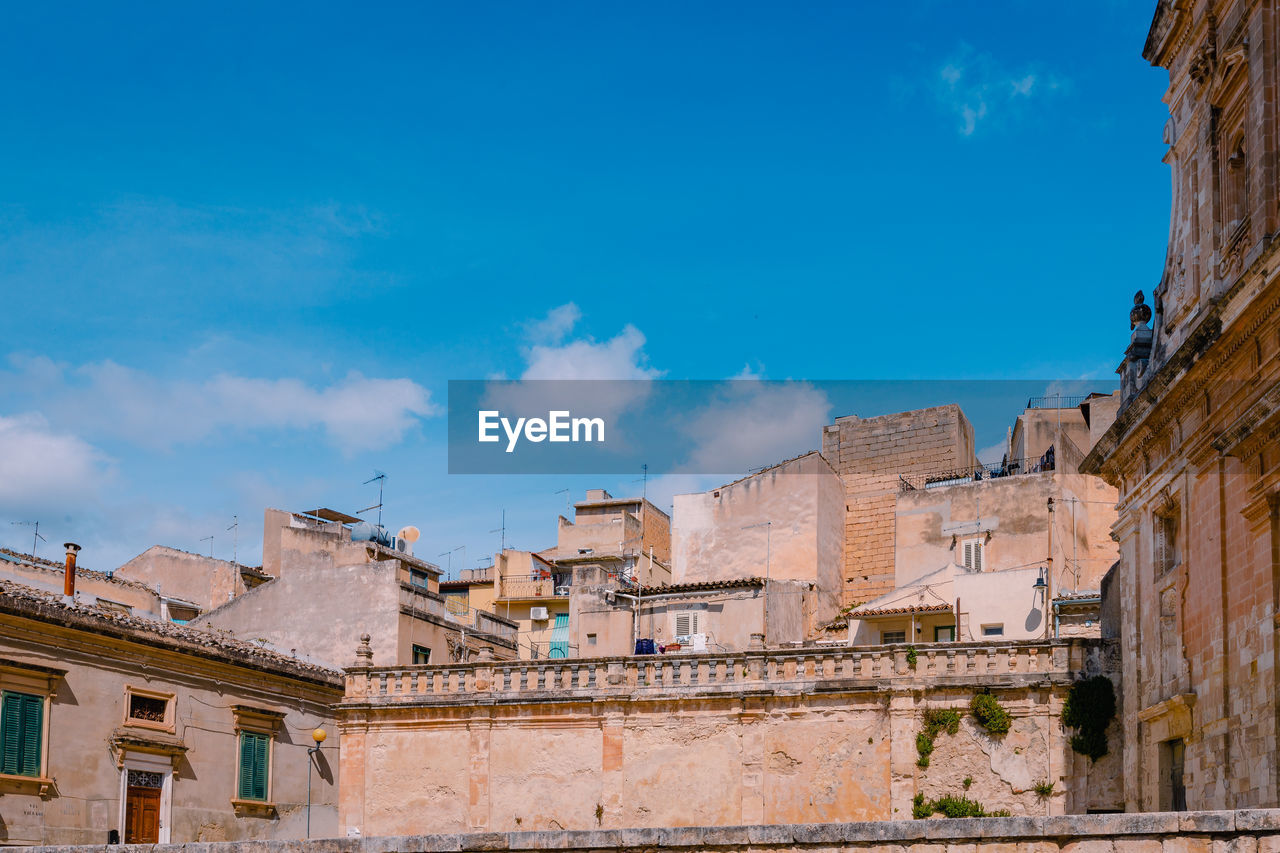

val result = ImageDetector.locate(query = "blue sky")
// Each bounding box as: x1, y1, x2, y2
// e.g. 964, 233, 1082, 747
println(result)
0, 1, 1170, 573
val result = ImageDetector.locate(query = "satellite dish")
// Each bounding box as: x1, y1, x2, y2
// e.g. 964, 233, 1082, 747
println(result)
398, 526, 421, 543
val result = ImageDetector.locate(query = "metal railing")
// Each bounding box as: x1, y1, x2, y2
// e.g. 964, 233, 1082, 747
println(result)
899, 450, 1055, 492
1026, 394, 1089, 410
497, 577, 570, 599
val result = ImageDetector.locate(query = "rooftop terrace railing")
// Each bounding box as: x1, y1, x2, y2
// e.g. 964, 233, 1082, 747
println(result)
1026, 394, 1089, 409
898, 451, 1055, 492
343, 638, 1098, 703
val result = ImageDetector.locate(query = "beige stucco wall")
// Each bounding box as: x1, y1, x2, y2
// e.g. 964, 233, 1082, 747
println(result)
114, 546, 250, 613
895, 472, 1118, 594
0, 611, 340, 845
0, 553, 163, 616
338, 639, 1119, 836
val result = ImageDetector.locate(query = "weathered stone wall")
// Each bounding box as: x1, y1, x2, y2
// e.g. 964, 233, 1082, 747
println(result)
24, 809, 1280, 853
337, 639, 1118, 837
822, 406, 976, 606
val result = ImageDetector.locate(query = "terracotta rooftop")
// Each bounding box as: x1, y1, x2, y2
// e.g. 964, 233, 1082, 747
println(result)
642, 577, 764, 595
1053, 590, 1103, 603
0, 578, 342, 687
0, 548, 157, 594
846, 602, 953, 618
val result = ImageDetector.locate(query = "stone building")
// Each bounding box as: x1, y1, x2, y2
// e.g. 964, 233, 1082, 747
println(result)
821, 405, 978, 605
113, 546, 272, 614
193, 509, 518, 667
0, 574, 341, 845
1081, 0, 1280, 811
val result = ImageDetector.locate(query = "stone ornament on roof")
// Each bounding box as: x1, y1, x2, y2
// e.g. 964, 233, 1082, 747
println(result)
1130, 290, 1152, 330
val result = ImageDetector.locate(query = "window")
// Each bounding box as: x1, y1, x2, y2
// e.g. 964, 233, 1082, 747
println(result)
934, 625, 956, 642
1, 691, 43, 777
961, 538, 984, 571
981, 624, 1004, 637
409, 569, 431, 589
124, 687, 174, 731
587, 633, 597, 646
881, 630, 907, 644
444, 592, 467, 616
674, 611, 703, 638
1155, 511, 1179, 575
237, 731, 269, 801
230, 705, 282, 811
412, 644, 431, 664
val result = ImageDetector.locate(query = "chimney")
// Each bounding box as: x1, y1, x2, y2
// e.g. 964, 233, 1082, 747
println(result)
63, 543, 81, 597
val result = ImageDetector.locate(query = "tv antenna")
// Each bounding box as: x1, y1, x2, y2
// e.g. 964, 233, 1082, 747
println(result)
227, 516, 239, 564
11, 521, 45, 561
438, 545, 464, 580
200, 535, 214, 558
359, 471, 386, 526
632, 463, 649, 502
489, 509, 506, 553
553, 488, 570, 514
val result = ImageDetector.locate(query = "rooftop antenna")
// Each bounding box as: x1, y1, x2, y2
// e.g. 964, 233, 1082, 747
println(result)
438, 545, 464, 581
553, 488, 570, 514
360, 471, 386, 527
489, 509, 506, 552
227, 515, 239, 565
11, 521, 45, 561
631, 464, 649, 502
200, 535, 214, 558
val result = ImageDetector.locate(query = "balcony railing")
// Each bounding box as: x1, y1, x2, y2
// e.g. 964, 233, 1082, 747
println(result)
899, 450, 1055, 492
344, 638, 1102, 703
1026, 394, 1089, 410
497, 577, 570, 599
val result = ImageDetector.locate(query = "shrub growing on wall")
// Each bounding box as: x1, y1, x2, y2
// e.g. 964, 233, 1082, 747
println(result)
1063, 675, 1116, 760
916, 708, 961, 767
969, 693, 1012, 735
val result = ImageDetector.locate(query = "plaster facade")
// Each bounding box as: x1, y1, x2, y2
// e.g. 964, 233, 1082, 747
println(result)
337, 638, 1120, 837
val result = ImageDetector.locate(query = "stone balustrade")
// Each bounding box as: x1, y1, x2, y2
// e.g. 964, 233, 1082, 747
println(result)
344, 638, 1100, 702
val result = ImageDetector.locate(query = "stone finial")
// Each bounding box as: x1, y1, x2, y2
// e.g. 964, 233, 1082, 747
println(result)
354, 633, 374, 668
749, 632, 765, 650
1130, 290, 1152, 330
478, 646, 495, 662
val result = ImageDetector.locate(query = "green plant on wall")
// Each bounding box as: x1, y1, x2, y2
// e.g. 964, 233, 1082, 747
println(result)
906, 646, 918, 668
912, 792, 1011, 819
915, 708, 961, 768
1063, 675, 1116, 761
1033, 781, 1055, 799
970, 692, 1012, 735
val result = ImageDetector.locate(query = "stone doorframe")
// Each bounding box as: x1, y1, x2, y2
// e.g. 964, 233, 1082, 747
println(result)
117, 752, 173, 844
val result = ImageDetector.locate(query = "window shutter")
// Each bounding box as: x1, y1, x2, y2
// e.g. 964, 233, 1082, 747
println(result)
239, 732, 268, 801
973, 541, 983, 571
675, 613, 690, 636
1, 691, 42, 777
1, 692, 22, 776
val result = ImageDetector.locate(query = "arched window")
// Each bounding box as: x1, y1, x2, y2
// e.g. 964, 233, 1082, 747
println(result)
1226, 136, 1248, 234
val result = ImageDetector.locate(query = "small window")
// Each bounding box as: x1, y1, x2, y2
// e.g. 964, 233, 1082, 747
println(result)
962, 538, 984, 571
981, 624, 1004, 637
881, 630, 907, 644
934, 625, 956, 642
1155, 511, 1179, 575
0, 691, 44, 777
587, 633, 597, 646
129, 694, 168, 725
412, 644, 431, 664
674, 611, 702, 637
409, 569, 431, 589
237, 731, 270, 802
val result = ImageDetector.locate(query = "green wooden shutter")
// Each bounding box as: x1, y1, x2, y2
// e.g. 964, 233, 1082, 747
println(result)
238, 732, 269, 800
1, 691, 43, 777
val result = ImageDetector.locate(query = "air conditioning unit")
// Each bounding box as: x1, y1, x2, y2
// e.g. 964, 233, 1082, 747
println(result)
530, 607, 549, 621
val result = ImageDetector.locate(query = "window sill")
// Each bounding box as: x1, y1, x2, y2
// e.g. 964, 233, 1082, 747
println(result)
0, 773, 55, 797
231, 798, 277, 817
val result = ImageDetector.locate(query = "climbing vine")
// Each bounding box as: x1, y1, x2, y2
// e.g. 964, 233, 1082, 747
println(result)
1063, 675, 1116, 761
969, 692, 1012, 735
915, 708, 960, 768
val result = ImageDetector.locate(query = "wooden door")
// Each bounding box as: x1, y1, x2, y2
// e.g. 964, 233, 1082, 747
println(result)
125, 786, 161, 843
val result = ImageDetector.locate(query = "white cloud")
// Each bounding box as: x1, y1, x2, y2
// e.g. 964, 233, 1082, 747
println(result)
6, 359, 438, 452
935, 46, 1063, 137
0, 413, 113, 513
679, 379, 833, 474
528, 302, 583, 344
522, 324, 661, 381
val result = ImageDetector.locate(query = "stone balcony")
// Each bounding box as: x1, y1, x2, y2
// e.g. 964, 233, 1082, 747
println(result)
343, 638, 1109, 704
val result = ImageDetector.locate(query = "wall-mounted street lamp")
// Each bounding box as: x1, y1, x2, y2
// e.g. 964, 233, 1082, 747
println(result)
306, 728, 327, 837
